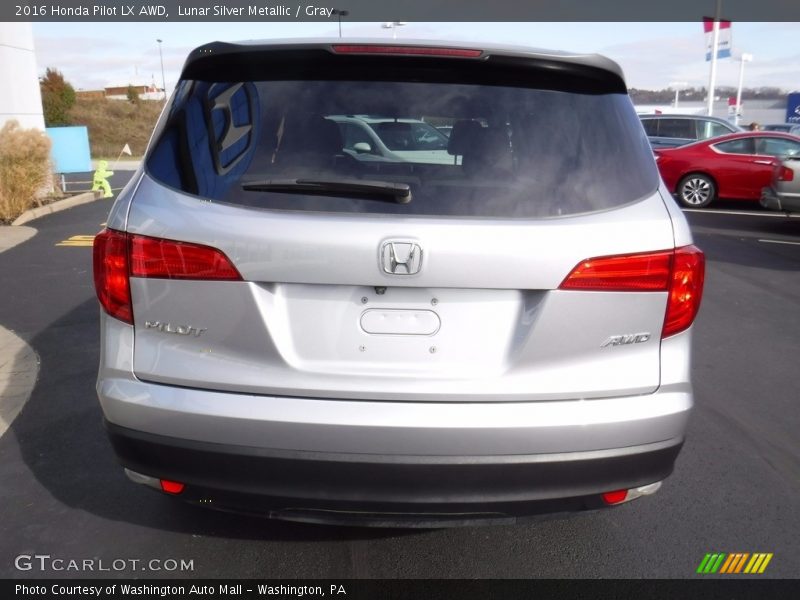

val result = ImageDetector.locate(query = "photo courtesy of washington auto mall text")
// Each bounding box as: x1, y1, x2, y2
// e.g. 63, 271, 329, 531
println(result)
14, 584, 347, 597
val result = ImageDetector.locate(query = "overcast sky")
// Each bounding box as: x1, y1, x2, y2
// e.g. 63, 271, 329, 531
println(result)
32, 22, 800, 93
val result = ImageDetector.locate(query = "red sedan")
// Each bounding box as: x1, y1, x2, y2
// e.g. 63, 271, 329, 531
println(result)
654, 131, 800, 207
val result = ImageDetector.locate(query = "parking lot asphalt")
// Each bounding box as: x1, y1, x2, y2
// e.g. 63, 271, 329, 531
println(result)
0, 177, 798, 579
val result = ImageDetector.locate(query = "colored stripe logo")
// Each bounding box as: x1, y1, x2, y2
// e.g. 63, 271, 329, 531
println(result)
696, 553, 773, 574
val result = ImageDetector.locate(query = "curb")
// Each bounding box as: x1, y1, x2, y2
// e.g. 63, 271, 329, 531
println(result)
0, 226, 36, 253
11, 191, 103, 226
0, 225, 41, 439
0, 327, 39, 440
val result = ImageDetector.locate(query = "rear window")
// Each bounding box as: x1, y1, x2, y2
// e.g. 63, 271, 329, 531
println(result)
755, 137, 800, 157
640, 118, 659, 136
655, 119, 694, 140
698, 120, 732, 140
715, 138, 755, 154
147, 74, 658, 219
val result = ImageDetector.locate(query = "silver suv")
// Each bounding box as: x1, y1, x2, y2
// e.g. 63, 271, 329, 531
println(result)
639, 114, 741, 148
93, 39, 705, 526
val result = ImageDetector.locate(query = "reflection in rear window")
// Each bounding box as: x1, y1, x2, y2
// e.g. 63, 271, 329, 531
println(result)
147, 79, 658, 218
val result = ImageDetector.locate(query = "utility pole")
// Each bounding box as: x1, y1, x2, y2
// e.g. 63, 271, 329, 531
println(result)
734, 53, 753, 126
706, 0, 722, 116
156, 38, 166, 104
670, 81, 688, 109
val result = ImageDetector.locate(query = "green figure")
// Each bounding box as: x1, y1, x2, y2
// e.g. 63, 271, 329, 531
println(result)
92, 160, 114, 198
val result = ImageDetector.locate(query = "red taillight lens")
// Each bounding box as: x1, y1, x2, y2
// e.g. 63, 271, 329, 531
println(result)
601, 489, 628, 505
159, 479, 185, 495
93, 230, 242, 324
129, 235, 242, 280
663, 245, 705, 338
559, 245, 705, 338
93, 228, 133, 324
777, 166, 794, 182
331, 44, 483, 58
559, 250, 673, 292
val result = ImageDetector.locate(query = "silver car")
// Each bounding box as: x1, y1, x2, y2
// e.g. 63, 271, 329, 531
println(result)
761, 156, 800, 212
639, 114, 741, 149
93, 39, 705, 526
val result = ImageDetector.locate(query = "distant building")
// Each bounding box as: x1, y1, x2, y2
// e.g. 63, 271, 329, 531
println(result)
76, 83, 163, 102
75, 89, 105, 101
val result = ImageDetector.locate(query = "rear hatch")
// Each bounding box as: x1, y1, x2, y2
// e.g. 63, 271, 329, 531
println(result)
126, 41, 675, 402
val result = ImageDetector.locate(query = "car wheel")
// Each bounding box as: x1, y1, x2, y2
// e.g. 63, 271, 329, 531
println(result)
678, 174, 716, 208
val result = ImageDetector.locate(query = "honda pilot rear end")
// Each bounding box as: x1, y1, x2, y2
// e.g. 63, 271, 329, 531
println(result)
93, 39, 704, 526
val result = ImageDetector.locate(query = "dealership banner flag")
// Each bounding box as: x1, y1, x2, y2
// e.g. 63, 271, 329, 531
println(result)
704, 18, 732, 61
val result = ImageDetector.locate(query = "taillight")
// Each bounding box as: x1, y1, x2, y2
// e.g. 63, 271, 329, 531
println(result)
777, 165, 794, 182
93, 230, 242, 324
601, 489, 628, 505
93, 229, 132, 324
560, 245, 705, 338
331, 44, 483, 58
559, 250, 673, 292
662, 245, 705, 338
159, 479, 185, 495
601, 482, 662, 506
129, 235, 242, 280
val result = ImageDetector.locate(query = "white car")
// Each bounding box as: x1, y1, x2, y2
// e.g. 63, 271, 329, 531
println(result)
329, 115, 456, 164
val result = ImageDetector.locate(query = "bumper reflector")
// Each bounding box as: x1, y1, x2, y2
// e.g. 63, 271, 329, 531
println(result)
601, 489, 628, 505
159, 479, 186, 495
602, 481, 663, 505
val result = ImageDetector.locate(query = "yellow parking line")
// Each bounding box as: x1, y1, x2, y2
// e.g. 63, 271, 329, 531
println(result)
56, 235, 96, 247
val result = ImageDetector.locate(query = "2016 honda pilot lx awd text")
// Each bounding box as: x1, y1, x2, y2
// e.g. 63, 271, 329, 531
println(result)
93, 39, 705, 526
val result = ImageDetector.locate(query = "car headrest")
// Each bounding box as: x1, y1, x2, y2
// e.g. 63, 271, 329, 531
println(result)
447, 120, 483, 156
279, 114, 343, 156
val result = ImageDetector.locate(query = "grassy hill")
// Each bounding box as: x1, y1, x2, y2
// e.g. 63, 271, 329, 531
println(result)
68, 97, 163, 158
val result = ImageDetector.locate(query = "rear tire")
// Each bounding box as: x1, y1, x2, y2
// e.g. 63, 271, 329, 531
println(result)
677, 174, 716, 208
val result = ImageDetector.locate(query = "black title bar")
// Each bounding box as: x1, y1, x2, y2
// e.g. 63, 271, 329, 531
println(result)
5, 579, 800, 600
4, 0, 800, 22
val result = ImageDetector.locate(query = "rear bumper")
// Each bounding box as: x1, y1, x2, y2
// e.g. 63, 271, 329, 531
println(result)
98, 375, 692, 456
106, 421, 682, 524
761, 186, 800, 212
98, 318, 693, 522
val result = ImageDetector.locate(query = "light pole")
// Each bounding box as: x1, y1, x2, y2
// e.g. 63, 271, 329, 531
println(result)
706, 0, 723, 116
382, 22, 407, 39
670, 81, 689, 109
156, 38, 166, 104
332, 10, 349, 38
734, 53, 753, 126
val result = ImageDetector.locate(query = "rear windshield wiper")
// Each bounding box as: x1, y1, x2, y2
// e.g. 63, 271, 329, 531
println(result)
242, 178, 411, 204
